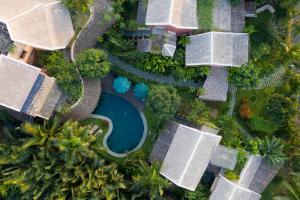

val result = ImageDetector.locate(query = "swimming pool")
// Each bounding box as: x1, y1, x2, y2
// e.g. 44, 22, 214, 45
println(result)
93, 92, 147, 156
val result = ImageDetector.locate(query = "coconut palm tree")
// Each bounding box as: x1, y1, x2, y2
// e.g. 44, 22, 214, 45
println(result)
0, 119, 127, 199
131, 160, 170, 200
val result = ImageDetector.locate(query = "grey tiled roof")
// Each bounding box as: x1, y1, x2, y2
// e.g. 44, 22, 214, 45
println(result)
199, 67, 229, 102
186, 32, 249, 67
0, 55, 40, 111
160, 124, 221, 191
210, 145, 238, 170
145, 0, 198, 29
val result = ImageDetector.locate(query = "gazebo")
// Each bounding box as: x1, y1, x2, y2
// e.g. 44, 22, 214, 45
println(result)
113, 76, 131, 94
134, 83, 149, 100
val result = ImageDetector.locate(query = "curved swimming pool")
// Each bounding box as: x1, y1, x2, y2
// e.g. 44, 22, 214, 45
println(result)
93, 92, 146, 156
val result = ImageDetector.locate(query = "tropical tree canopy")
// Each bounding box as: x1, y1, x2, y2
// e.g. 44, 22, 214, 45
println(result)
146, 85, 181, 122
0, 119, 126, 199
75, 48, 111, 79
62, 0, 94, 13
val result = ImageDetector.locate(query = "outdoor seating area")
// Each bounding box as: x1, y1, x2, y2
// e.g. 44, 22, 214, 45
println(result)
113, 76, 149, 101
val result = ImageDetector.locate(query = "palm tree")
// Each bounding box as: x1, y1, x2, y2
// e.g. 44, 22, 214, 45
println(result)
259, 136, 288, 166
273, 174, 300, 200
0, 119, 127, 199
132, 160, 170, 200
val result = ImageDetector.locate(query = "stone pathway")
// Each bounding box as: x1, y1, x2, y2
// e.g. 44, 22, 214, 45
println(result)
62, 79, 102, 121
62, 0, 113, 121
108, 53, 204, 88
73, 0, 113, 58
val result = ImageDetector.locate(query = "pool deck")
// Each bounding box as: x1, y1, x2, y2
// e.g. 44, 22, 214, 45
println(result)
101, 73, 145, 112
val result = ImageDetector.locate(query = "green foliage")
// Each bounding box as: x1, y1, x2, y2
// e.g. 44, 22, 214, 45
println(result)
184, 184, 210, 200
143, 54, 180, 74
265, 94, 297, 126
248, 116, 278, 136
62, 0, 94, 13
259, 136, 287, 166
37, 51, 82, 103
75, 48, 111, 78
197, 0, 215, 30
280, 70, 300, 96
146, 85, 181, 122
273, 174, 300, 200
225, 150, 247, 181
131, 161, 171, 200
216, 115, 243, 148
229, 63, 259, 89
178, 36, 191, 46
0, 120, 127, 199
186, 99, 210, 126
224, 170, 240, 181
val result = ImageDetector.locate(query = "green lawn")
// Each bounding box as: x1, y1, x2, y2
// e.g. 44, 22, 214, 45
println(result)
197, 0, 215, 31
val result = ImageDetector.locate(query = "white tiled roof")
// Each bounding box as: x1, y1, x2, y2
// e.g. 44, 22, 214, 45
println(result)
0, 55, 40, 111
0, 0, 74, 50
210, 176, 261, 200
186, 32, 249, 67
160, 124, 222, 191
145, 0, 198, 29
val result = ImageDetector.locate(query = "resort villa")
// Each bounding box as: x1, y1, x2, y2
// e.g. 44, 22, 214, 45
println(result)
0, 0, 74, 119
0, 0, 74, 62
150, 121, 281, 199
145, 0, 198, 34
185, 32, 249, 102
0, 55, 62, 119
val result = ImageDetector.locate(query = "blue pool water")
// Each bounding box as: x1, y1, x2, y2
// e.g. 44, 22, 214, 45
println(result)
93, 92, 145, 154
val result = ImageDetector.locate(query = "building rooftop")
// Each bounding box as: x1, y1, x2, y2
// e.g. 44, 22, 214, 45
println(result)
0, 55, 61, 119
145, 0, 198, 30
0, 54, 41, 111
199, 67, 229, 102
0, 0, 74, 50
186, 32, 249, 67
210, 145, 238, 170
160, 124, 221, 191
210, 175, 261, 200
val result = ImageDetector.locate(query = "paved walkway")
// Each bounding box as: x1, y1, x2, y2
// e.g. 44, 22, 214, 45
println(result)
101, 73, 145, 111
73, 0, 112, 58
62, 79, 102, 121
62, 0, 113, 121
108, 53, 204, 88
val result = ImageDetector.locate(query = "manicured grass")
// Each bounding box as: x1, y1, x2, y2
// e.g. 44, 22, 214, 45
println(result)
197, 0, 215, 30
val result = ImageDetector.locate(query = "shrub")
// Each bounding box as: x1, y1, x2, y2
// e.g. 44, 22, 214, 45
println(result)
224, 170, 239, 181
146, 85, 181, 122
248, 116, 278, 136
143, 54, 179, 74
224, 150, 247, 181
184, 184, 210, 200
62, 0, 94, 13
186, 99, 210, 126
266, 94, 297, 126
229, 63, 259, 89
239, 98, 252, 119
216, 115, 243, 148
75, 49, 111, 79
37, 51, 81, 102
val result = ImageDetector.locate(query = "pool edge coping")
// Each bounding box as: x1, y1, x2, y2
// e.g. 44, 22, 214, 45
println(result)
90, 110, 148, 158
